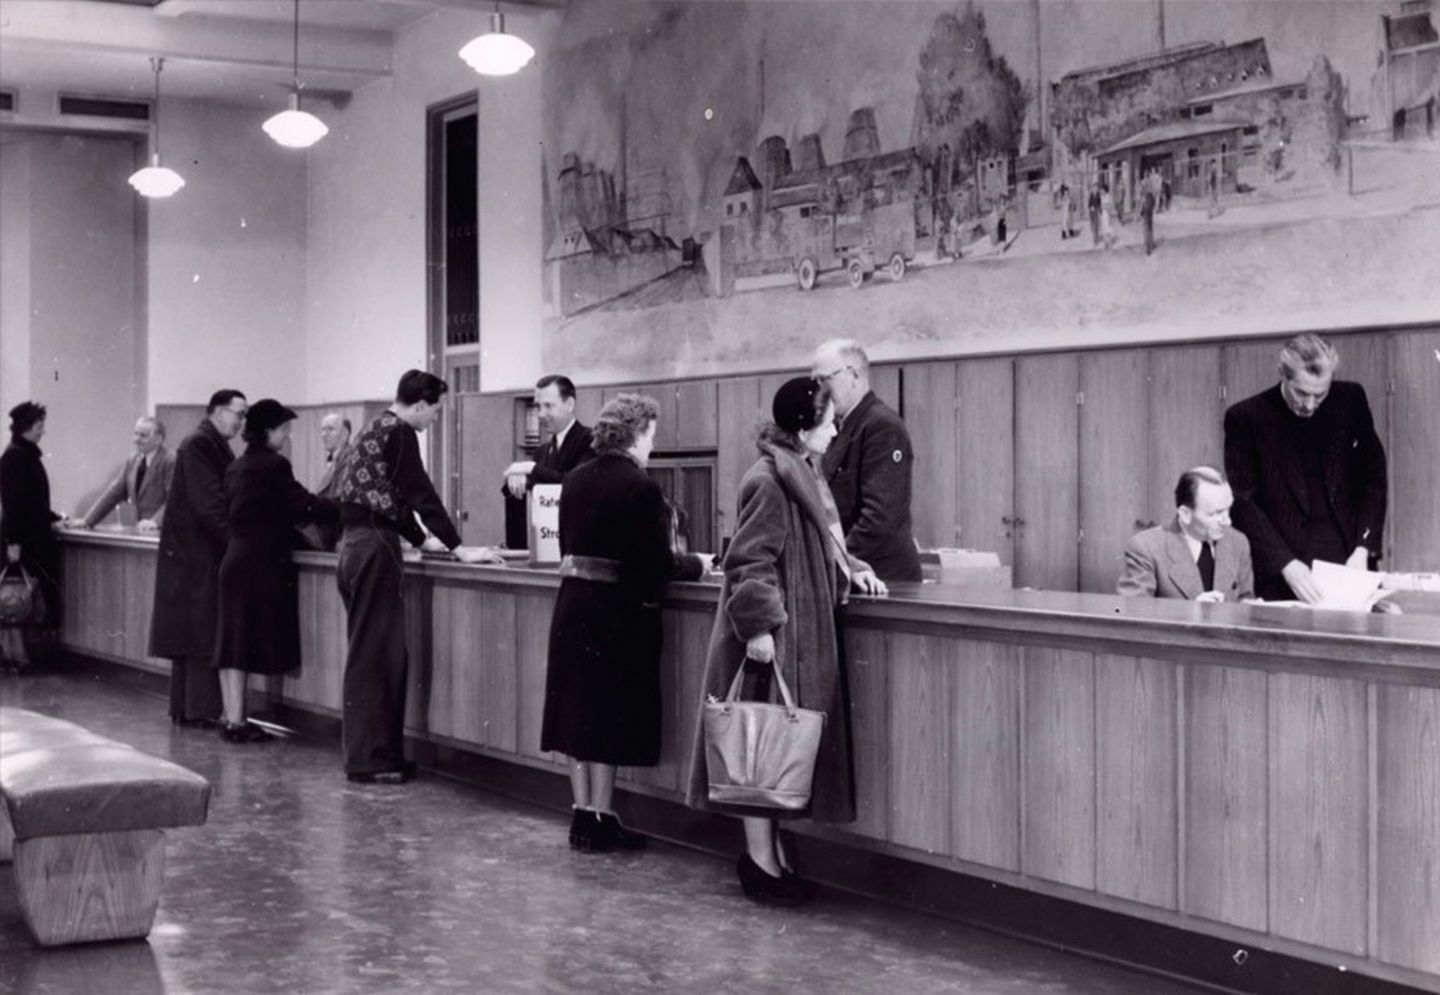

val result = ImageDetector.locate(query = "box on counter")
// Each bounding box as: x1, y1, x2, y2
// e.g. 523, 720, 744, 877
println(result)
920, 548, 1012, 587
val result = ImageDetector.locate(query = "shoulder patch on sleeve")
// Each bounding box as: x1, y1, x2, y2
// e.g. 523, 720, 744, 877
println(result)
892, 449, 903, 463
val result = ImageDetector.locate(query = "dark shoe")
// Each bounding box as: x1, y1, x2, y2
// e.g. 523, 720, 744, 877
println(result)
736, 854, 806, 905
596, 812, 647, 851
171, 715, 219, 729
219, 720, 274, 743
347, 768, 409, 785
780, 866, 820, 901
569, 809, 608, 852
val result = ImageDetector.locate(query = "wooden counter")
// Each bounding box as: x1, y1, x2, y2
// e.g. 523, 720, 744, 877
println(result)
58, 530, 1440, 992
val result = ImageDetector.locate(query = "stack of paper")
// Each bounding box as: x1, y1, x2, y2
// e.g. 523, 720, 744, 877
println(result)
1307, 560, 1394, 611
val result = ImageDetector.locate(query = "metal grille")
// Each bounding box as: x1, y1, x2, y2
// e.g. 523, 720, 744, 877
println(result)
444, 115, 479, 346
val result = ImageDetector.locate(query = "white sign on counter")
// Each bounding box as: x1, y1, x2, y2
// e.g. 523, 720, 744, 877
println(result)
528, 484, 562, 566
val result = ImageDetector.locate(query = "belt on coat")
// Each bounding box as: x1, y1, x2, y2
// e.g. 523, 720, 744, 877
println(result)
558, 554, 621, 584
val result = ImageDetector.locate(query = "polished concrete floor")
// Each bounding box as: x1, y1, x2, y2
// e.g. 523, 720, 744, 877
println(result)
0, 670, 1202, 995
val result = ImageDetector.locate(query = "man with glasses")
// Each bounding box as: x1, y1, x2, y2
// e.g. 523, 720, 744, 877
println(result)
1224, 334, 1387, 603
810, 338, 922, 582
151, 389, 247, 727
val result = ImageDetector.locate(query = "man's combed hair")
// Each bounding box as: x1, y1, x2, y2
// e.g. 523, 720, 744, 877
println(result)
815, 337, 870, 375
207, 389, 246, 414
140, 416, 165, 439
536, 374, 576, 401
592, 393, 659, 455
396, 369, 449, 406
1175, 465, 1226, 509
1279, 333, 1339, 380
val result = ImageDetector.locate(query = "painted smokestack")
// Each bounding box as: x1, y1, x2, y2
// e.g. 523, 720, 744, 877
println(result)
756, 135, 791, 211
843, 107, 880, 160
795, 133, 826, 172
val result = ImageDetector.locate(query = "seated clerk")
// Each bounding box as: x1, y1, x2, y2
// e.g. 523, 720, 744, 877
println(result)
501, 375, 595, 545
1118, 466, 1255, 603
79, 416, 174, 532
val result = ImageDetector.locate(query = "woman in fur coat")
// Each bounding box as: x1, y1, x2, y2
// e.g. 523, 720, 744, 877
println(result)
685, 377, 886, 904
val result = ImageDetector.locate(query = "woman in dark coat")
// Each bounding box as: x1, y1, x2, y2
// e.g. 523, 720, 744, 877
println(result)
685, 377, 886, 904
541, 393, 710, 852
1, 402, 65, 668
212, 399, 335, 743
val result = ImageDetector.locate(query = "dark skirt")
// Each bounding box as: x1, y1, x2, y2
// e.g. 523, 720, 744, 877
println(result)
540, 578, 663, 766
211, 534, 301, 675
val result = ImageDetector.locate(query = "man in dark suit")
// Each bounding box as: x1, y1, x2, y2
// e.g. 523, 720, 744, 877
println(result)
150, 389, 247, 727
812, 339, 922, 582
1224, 334, 1387, 603
1118, 466, 1254, 602
79, 416, 174, 532
501, 375, 595, 547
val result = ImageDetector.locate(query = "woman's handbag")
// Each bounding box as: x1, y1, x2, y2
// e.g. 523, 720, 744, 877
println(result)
703, 657, 825, 811
0, 562, 47, 627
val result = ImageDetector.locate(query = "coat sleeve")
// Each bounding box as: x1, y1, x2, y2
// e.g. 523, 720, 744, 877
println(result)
277, 458, 337, 526
186, 441, 231, 545
1224, 403, 1294, 578
390, 425, 460, 549
723, 473, 790, 642
622, 480, 702, 594
1347, 386, 1387, 558
845, 417, 914, 559
1235, 536, 1256, 602
1116, 535, 1159, 597
82, 460, 130, 528
150, 454, 174, 527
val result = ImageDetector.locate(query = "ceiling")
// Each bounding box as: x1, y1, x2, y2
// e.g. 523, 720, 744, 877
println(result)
0, 0, 554, 109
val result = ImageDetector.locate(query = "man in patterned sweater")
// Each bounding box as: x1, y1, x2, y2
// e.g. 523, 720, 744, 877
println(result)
334, 369, 499, 783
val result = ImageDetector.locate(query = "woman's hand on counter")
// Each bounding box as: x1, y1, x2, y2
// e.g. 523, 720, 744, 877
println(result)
852, 570, 888, 596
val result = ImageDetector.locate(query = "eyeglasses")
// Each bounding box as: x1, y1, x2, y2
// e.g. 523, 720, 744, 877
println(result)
814, 365, 855, 384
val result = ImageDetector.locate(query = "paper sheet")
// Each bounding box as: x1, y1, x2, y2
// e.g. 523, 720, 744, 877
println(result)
1305, 560, 1393, 611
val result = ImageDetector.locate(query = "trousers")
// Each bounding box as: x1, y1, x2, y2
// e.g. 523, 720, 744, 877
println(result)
169, 654, 222, 721
337, 526, 409, 774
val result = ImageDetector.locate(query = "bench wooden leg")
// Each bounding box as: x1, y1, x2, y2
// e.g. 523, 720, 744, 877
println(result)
13, 829, 165, 946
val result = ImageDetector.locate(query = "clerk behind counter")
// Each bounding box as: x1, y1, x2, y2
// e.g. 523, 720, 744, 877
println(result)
501, 374, 594, 549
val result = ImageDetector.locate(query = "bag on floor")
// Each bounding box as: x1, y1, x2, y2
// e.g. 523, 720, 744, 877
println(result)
703, 657, 824, 811
0, 562, 46, 627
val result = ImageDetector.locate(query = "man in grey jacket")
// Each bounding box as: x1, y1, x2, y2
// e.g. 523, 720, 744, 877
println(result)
80, 416, 174, 532
1118, 466, 1254, 602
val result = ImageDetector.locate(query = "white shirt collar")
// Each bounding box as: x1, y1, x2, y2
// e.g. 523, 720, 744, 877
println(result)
1182, 532, 1208, 562
553, 419, 575, 451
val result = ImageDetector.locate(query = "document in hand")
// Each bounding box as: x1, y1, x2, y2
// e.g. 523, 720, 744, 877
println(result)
1307, 559, 1394, 611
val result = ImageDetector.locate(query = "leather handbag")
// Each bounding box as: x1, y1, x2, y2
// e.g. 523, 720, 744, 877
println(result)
704, 657, 825, 811
0, 562, 46, 627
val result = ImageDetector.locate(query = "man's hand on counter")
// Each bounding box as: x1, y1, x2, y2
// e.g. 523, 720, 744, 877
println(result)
454, 545, 505, 565
502, 461, 535, 500
1281, 560, 1323, 604
136, 519, 159, 533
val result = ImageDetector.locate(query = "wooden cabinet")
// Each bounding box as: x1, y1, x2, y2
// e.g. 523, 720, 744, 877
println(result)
956, 358, 1016, 565
1146, 346, 1223, 516
902, 361, 959, 550
458, 393, 515, 545
1015, 354, 1080, 590
1391, 330, 1440, 573
1078, 351, 1149, 593
715, 377, 763, 539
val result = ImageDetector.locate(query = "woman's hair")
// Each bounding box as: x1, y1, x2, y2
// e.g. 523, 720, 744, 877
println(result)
592, 393, 659, 455
9, 401, 46, 437
240, 422, 272, 446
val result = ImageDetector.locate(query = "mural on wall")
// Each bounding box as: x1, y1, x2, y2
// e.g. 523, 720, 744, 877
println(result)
542, 0, 1440, 382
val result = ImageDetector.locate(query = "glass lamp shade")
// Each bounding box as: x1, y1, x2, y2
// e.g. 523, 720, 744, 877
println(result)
459, 12, 535, 76
128, 154, 186, 198
263, 94, 329, 149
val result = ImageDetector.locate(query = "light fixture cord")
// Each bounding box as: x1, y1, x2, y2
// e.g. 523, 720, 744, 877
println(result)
151, 56, 163, 159
292, 0, 301, 93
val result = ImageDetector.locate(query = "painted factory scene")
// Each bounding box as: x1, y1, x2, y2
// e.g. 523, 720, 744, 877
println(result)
541, 0, 1440, 380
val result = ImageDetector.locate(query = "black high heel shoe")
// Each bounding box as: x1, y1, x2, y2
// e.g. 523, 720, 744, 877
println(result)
569, 809, 607, 852
736, 854, 806, 905
597, 812, 647, 851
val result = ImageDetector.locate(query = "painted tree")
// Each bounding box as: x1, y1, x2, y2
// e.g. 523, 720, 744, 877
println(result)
1305, 54, 1347, 176
911, 3, 1028, 185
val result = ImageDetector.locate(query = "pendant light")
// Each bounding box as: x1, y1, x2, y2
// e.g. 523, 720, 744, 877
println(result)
459, 2, 535, 77
263, 0, 329, 149
128, 57, 186, 198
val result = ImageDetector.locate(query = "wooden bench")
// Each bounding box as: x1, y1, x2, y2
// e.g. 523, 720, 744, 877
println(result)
0, 707, 210, 946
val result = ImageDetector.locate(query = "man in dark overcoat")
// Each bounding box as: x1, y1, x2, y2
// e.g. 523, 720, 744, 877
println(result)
1223, 334, 1387, 603
812, 339, 922, 582
150, 389, 247, 725
500, 374, 595, 548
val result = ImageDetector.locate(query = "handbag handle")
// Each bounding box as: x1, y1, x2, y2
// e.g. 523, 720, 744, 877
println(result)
0, 561, 33, 585
723, 655, 800, 718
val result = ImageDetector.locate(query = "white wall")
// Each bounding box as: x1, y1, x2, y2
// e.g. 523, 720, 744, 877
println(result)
0, 137, 33, 422
304, 7, 554, 402
147, 98, 308, 406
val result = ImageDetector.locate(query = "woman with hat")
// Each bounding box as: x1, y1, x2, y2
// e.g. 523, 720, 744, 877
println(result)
1, 401, 67, 669
212, 399, 336, 742
685, 377, 886, 904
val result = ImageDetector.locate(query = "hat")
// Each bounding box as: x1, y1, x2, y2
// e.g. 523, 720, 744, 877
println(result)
771, 377, 825, 434
244, 399, 298, 435
8, 401, 46, 436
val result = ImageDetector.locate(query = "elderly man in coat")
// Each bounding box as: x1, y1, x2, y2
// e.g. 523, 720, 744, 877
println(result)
150, 389, 247, 726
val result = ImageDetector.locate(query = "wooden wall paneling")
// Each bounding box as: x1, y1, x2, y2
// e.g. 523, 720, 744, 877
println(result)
871, 365, 901, 413
1268, 673, 1368, 954
120, 552, 155, 663
950, 640, 1021, 871
624, 618, 682, 792
675, 380, 718, 448
887, 632, 951, 854
514, 591, 558, 763
1078, 351, 1150, 593
672, 607, 712, 802
901, 362, 958, 550
478, 591, 519, 753
286, 408, 316, 490
316, 571, 346, 711
1221, 340, 1279, 413
458, 394, 516, 547
573, 386, 605, 427
95, 547, 126, 658
956, 358, 1014, 563
1184, 665, 1267, 930
1376, 684, 1440, 973
1021, 647, 1096, 888
285, 570, 317, 706
715, 377, 763, 540
402, 576, 431, 734
1014, 354, 1080, 590
1146, 346, 1223, 519
1390, 331, 1440, 572
60, 546, 81, 647
845, 626, 891, 841
1095, 654, 1178, 909
424, 585, 459, 740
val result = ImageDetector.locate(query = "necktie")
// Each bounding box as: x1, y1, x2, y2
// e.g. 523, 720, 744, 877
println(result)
1197, 541, 1215, 592
135, 456, 148, 498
